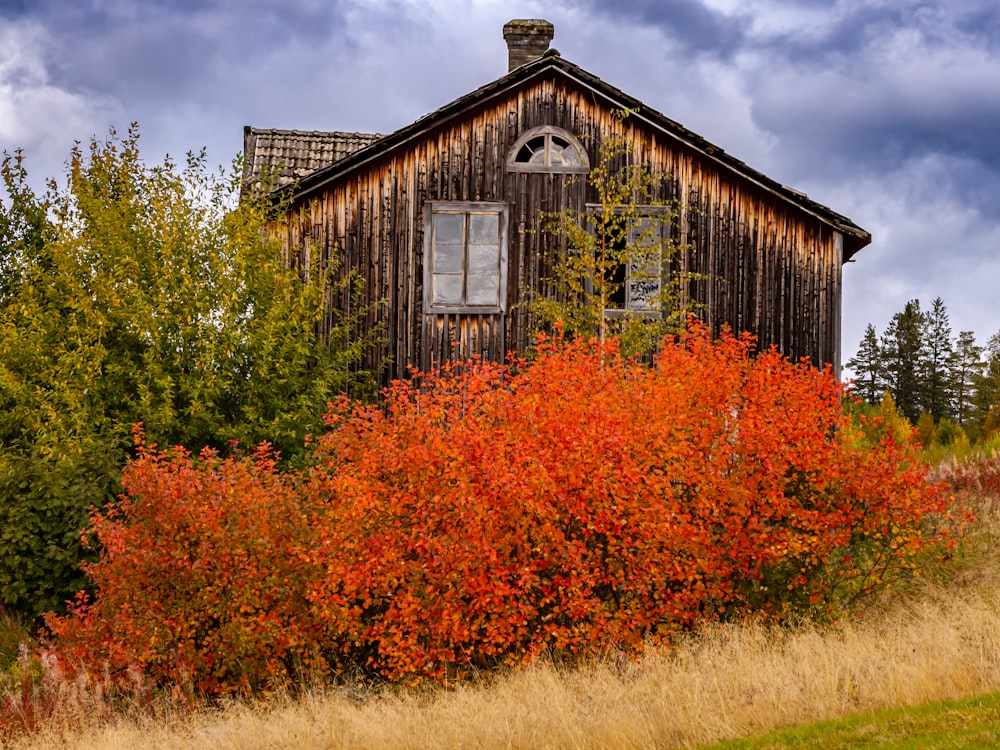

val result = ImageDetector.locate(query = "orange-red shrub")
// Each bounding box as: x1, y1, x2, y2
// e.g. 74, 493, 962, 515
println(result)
303, 326, 957, 680
46, 325, 959, 691
46, 431, 328, 696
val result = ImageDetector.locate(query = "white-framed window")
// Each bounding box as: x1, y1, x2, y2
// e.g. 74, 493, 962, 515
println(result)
506, 125, 590, 174
424, 202, 509, 314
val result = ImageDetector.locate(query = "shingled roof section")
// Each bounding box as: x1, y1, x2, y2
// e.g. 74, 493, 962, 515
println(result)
242, 127, 383, 195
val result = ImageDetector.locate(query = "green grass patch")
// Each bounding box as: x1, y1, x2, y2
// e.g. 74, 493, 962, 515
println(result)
702, 691, 1000, 749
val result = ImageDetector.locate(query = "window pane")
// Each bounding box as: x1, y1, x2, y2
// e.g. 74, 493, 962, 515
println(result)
433, 242, 463, 274
426, 203, 507, 312
434, 213, 464, 244
629, 218, 658, 246
433, 274, 463, 304
559, 146, 581, 166
628, 278, 660, 310
549, 136, 581, 166
468, 243, 500, 274
509, 128, 588, 173
469, 213, 498, 244
628, 247, 660, 310
467, 274, 499, 306
629, 250, 659, 276
516, 135, 547, 164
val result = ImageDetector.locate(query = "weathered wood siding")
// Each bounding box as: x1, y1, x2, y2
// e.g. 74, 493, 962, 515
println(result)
282, 72, 844, 387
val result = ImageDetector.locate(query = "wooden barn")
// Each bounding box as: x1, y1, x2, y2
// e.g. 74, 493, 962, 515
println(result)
243, 19, 870, 387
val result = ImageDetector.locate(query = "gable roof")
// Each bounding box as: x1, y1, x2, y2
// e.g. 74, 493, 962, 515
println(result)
260, 51, 871, 260
242, 127, 382, 194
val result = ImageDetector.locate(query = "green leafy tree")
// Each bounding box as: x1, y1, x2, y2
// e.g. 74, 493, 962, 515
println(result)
0, 126, 371, 618
529, 134, 695, 355
935, 417, 957, 446
915, 411, 937, 448
848, 390, 913, 448
0, 152, 54, 304
0, 153, 113, 616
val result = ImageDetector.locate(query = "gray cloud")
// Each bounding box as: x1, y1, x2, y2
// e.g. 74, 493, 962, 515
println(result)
17, 0, 352, 101
730, 1, 1000, 224
769, 2, 934, 61
558, 0, 748, 58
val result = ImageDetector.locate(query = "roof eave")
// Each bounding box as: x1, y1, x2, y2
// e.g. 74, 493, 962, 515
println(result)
273, 54, 872, 257
270, 56, 558, 204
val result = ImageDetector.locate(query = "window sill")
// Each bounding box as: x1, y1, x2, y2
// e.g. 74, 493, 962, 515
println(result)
424, 306, 506, 315
603, 309, 663, 319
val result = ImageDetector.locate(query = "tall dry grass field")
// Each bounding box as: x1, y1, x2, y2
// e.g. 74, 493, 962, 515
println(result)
5, 474, 1000, 750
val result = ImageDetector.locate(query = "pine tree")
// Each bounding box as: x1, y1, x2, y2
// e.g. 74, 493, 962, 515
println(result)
922, 297, 955, 421
973, 331, 1000, 436
880, 299, 927, 423
845, 323, 884, 404
952, 330, 984, 428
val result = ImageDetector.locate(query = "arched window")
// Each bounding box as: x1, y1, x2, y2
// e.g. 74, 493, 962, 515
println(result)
506, 126, 590, 174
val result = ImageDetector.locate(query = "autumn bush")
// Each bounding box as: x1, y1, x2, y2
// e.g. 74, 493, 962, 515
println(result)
46, 430, 330, 697
46, 325, 959, 694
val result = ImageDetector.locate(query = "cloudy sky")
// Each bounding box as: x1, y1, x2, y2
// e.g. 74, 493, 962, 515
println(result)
2, 0, 998, 367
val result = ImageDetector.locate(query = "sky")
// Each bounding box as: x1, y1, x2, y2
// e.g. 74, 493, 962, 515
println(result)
2, 0, 998, 368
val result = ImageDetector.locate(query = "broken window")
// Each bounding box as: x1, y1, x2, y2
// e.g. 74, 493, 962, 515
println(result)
591, 210, 668, 315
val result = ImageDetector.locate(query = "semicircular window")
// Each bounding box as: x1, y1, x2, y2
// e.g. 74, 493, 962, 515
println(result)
507, 126, 590, 174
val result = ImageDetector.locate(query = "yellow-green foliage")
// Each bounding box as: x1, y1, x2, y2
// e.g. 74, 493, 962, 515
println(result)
848, 392, 916, 451
877, 392, 915, 444
916, 412, 936, 448
528, 124, 697, 356
0, 611, 33, 674
0, 129, 373, 618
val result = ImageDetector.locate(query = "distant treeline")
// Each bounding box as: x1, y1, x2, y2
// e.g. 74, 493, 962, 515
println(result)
847, 297, 1000, 441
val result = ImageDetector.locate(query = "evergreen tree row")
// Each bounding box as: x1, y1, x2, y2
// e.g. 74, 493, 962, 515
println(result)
846, 298, 1000, 437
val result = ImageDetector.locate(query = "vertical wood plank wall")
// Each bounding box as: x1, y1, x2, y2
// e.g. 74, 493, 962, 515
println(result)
283, 74, 844, 387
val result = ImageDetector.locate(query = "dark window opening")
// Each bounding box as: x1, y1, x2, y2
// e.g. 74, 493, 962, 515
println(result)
590, 211, 667, 314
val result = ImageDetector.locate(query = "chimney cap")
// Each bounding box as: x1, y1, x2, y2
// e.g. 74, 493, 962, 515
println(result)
503, 19, 555, 72
503, 18, 554, 36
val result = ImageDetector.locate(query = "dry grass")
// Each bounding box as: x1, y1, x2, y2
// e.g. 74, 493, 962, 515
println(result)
6, 491, 1000, 750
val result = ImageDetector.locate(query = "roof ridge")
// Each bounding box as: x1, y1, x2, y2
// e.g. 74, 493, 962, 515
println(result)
247, 127, 383, 138
257, 55, 870, 257
242, 128, 384, 194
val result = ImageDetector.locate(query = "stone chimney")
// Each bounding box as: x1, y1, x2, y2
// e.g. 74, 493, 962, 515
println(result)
503, 19, 554, 71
